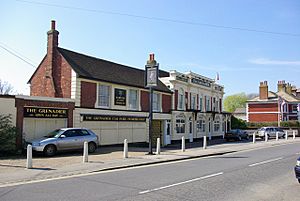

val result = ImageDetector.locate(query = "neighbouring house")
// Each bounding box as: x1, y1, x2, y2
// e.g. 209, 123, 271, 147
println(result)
160, 71, 231, 142
247, 80, 300, 123
232, 107, 247, 121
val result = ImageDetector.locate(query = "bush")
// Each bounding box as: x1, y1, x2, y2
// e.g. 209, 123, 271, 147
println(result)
246, 121, 300, 129
231, 116, 247, 129
0, 114, 18, 156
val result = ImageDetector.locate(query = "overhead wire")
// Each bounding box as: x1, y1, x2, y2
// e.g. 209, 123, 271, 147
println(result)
15, 0, 300, 37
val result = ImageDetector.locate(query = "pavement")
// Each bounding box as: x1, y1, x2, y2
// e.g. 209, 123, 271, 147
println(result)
1, 137, 300, 187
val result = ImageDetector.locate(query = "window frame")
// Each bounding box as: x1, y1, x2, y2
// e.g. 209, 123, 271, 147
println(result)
128, 89, 138, 110
97, 84, 111, 108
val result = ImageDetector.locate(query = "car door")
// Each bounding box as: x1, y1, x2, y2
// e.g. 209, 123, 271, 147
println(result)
57, 129, 83, 150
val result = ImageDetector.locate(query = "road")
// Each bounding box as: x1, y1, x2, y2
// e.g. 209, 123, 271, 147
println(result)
1, 142, 299, 201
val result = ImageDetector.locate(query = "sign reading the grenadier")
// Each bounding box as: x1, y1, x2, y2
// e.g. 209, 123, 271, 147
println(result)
114, 88, 126, 106
24, 107, 68, 118
82, 114, 146, 122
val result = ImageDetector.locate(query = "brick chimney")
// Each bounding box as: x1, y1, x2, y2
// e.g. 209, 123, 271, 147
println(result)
277, 80, 286, 92
259, 81, 268, 100
286, 83, 292, 94
46, 20, 63, 97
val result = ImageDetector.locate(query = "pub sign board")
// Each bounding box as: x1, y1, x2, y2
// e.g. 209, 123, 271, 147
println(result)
114, 88, 126, 106
24, 107, 68, 118
82, 114, 146, 122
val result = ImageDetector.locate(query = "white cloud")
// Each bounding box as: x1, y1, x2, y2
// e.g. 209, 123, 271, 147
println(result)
249, 58, 300, 65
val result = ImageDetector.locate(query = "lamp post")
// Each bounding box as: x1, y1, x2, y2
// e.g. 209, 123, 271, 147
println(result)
145, 54, 159, 155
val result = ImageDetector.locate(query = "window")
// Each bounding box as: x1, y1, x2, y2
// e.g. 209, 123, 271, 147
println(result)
176, 116, 186, 133
129, 89, 138, 110
292, 105, 297, 113
206, 96, 210, 111
199, 96, 203, 111
178, 88, 184, 110
196, 119, 205, 132
214, 118, 220, 132
98, 84, 110, 107
191, 95, 196, 110
153, 93, 161, 112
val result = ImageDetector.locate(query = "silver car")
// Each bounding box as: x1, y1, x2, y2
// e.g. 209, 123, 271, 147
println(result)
29, 128, 99, 156
257, 127, 285, 139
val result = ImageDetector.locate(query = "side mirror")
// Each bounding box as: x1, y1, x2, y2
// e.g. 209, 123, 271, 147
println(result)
60, 135, 66, 138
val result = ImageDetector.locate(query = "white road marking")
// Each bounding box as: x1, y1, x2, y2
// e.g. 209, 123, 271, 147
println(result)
139, 172, 223, 194
248, 157, 283, 167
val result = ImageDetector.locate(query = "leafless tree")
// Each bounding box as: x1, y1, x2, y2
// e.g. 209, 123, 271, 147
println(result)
0, 79, 15, 95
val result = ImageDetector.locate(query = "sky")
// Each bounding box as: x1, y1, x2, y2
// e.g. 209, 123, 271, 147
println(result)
0, 0, 300, 96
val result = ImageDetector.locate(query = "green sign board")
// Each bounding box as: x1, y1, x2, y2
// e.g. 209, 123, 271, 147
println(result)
114, 88, 126, 106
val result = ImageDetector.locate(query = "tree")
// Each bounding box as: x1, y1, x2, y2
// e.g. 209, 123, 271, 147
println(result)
223, 93, 248, 113
0, 79, 15, 95
0, 114, 18, 155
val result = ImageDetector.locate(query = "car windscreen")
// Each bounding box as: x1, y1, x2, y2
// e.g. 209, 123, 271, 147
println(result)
45, 129, 64, 138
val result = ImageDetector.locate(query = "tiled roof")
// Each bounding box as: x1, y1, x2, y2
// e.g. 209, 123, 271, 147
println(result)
58, 48, 171, 93
248, 91, 300, 103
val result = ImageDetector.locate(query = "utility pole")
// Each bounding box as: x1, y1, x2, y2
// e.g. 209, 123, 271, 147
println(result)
145, 54, 159, 155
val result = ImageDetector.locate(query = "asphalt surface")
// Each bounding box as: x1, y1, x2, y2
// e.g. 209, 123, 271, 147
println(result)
0, 141, 299, 201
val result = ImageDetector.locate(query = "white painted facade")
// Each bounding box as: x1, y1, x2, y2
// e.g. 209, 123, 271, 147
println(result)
0, 96, 16, 125
160, 70, 228, 142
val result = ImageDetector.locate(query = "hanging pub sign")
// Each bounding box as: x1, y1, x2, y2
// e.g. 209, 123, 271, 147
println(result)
24, 107, 68, 118
82, 114, 146, 122
145, 53, 159, 88
114, 88, 126, 106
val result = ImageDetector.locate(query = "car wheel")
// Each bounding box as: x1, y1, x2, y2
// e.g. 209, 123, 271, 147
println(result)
88, 142, 97, 153
238, 136, 242, 141
298, 179, 300, 184
245, 135, 250, 140
43, 145, 57, 157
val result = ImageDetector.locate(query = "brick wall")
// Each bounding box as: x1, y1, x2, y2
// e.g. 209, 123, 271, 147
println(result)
80, 81, 96, 108
248, 113, 278, 122
162, 94, 171, 113
248, 103, 278, 112
30, 53, 72, 98
141, 90, 149, 112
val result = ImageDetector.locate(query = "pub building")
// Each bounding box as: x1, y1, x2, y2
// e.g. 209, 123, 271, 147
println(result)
28, 20, 172, 146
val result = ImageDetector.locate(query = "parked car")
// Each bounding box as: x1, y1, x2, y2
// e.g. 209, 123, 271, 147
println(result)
294, 157, 300, 183
256, 127, 285, 139
29, 128, 99, 156
225, 129, 249, 141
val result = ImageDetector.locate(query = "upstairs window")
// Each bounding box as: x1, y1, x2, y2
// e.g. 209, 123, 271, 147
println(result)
98, 84, 110, 107
199, 96, 203, 111
191, 94, 196, 110
153, 93, 161, 112
178, 88, 184, 110
206, 96, 210, 111
129, 89, 138, 110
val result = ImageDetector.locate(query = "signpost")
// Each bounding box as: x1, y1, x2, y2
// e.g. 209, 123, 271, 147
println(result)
145, 53, 159, 155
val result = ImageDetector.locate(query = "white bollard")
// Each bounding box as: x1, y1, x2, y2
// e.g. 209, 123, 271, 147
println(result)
293, 130, 296, 139
182, 136, 185, 152
123, 139, 128, 158
83, 141, 88, 163
156, 138, 161, 155
285, 130, 288, 140
276, 132, 279, 141
265, 132, 268, 142
252, 132, 256, 144
26, 144, 32, 169
203, 135, 207, 149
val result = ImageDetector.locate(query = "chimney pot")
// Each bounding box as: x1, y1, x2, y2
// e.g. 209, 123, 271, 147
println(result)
51, 20, 56, 30
149, 53, 154, 61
